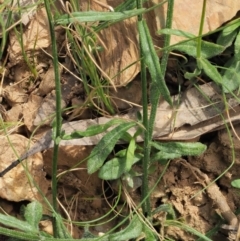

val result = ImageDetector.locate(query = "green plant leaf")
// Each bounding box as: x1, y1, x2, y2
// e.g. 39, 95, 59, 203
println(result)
170, 40, 225, 59
151, 151, 181, 163
62, 119, 125, 140
138, 20, 173, 106
158, 28, 195, 39
87, 122, 136, 174
217, 29, 238, 48
109, 215, 143, 241
231, 179, 240, 189
151, 141, 207, 156
184, 67, 201, 80
0, 213, 38, 233
222, 57, 240, 93
0, 226, 39, 240
217, 20, 240, 48
98, 153, 142, 180
55, 9, 146, 24
234, 29, 240, 59
125, 138, 136, 171
24, 201, 42, 230
198, 58, 222, 84
143, 224, 157, 241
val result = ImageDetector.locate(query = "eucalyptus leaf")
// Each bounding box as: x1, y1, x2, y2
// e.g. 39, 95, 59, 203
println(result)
87, 122, 136, 174
24, 201, 42, 230
56, 9, 146, 24
109, 215, 142, 241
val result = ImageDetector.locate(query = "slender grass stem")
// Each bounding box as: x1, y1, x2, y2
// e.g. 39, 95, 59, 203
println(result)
44, 0, 63, 237
197, 0, 207, 58
138, 0, 174, 217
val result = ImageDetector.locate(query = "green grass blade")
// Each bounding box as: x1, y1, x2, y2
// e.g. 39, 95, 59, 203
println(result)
55, 9, 146, 24
158, 28, 196, 38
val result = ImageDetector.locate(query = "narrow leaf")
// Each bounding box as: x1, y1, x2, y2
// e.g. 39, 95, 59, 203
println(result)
234, 30, 240, 58
0, 213, 38, 233
56, 9, 146, 24
125, 138, 136, 171
151, 141, 207, 156
0, 226, 39, 240
158, 28, 195, 39
62, 119, 125, 140
138, 20, 172, 106
222, 57, 240, 93
217, 19, 240, 47
170, 40, 225, 59
198, 58, 222, 84
87, 122, 136, 174
151, 151, 181, 163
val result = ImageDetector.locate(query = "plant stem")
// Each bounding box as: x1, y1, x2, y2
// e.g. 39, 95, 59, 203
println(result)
161, 0, 174, 73
197, 0, 207, 58
139, 0, 174, 217
44, 0, 62, 237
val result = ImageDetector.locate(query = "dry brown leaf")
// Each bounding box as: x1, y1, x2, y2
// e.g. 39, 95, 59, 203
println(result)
153, 0, 240, 44
0, 134, 48, 201
8, 7, 51, 64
